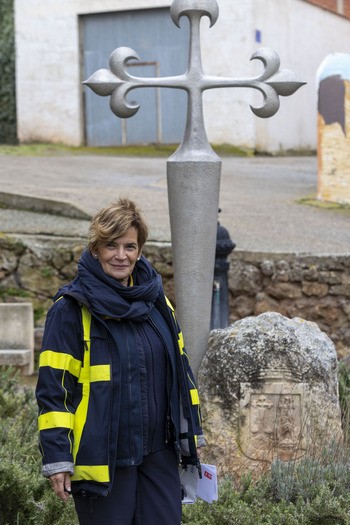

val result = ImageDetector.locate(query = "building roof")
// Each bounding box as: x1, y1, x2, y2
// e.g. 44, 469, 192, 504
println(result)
302, 0, 350, 19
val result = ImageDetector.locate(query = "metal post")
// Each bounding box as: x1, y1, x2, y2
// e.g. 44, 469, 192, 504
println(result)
210, 212, 236, 331
83, 0, 305, 377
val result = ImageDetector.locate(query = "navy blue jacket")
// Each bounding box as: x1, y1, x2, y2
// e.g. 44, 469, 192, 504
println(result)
36, 250, 203, 497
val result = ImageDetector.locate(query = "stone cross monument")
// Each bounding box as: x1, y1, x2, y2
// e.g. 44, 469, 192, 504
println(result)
84, 0, 305, 377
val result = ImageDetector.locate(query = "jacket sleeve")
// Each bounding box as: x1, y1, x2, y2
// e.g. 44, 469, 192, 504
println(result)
35, 297, 83, 477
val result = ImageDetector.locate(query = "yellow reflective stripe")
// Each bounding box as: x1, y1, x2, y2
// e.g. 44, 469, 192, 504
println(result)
195, 435, 198, 447
72, 465, 110, 483
178, 331, 184, 355
190, 389, 199, 405
90, 365, 110, 382
73, 305, 91, 463
164, 296, 184, 355
39, 350, 81, 378
38, 411, 74, 431
81, 304, 91, 349
165, 296, 174, 311
78, 364, 110, 383
188, 373, 202, 426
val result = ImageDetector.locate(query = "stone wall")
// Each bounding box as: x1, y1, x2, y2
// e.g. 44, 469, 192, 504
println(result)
229, 251, 350, 359
1, 233, 349, 360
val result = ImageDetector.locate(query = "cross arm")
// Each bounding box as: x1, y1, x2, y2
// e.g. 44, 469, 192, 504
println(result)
203, 48, 306, 118
83, 47, 189, 118
84, 46, 305, 120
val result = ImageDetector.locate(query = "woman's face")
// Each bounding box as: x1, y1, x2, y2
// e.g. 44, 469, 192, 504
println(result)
94, 227, 141, 286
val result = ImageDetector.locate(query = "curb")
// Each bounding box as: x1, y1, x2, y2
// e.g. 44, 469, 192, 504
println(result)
0, 191, 91, 220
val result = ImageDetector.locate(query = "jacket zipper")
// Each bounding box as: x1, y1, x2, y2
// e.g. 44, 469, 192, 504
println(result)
125, 322, 135, 464
106, 330, 114, 488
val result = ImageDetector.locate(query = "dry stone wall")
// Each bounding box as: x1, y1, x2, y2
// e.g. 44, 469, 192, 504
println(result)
229, 251, 350, 359
0, 233, 349, 360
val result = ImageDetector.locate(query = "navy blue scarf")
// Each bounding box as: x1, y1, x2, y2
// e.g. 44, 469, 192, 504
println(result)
77, 248, 162, 321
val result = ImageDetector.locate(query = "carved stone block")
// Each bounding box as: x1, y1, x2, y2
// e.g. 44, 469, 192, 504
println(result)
199, 312, 342, 479
240, 381, 307, 462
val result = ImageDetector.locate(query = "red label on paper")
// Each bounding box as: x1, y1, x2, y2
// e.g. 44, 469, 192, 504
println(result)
204, 470, 212, 480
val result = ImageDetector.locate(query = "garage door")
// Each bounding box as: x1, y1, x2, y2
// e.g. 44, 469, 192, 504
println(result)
81, 8, 189, 146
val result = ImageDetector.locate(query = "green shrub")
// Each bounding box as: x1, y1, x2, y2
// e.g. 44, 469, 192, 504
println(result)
2, 366, 350, 524
0, 0, 17, 144
181, 475, 350, 524
182, 430, 350, 524
0, 367, 77, 525
338, 361, 350, 440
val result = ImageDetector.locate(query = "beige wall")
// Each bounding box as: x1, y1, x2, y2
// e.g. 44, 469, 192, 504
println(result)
14, 0, 350, 152
317, 79, 350, 204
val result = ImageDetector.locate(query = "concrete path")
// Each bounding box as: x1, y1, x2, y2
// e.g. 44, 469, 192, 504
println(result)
0, 153, 349, 254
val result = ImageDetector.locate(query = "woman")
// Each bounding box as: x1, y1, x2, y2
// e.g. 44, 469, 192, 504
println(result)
36, 198, 204, 525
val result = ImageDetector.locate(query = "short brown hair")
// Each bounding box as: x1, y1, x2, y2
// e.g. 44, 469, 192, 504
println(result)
88, 198, 148, 252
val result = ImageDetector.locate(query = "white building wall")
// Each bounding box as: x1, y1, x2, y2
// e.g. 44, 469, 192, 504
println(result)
14, 0, 350, 151
15, 0, 171, 145
201, 0, 257, 149
252, 0, 350, 152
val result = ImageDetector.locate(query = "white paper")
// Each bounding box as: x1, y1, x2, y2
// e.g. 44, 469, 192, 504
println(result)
179, 464, 199, 504
197, 463, 218, 503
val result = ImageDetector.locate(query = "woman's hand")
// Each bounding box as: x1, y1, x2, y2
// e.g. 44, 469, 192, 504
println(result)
197, 447, 202, 459
50, 472, 71, 502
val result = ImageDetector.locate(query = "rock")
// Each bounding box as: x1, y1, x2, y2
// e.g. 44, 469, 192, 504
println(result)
254, 292, 282, 316
302, 282, 329, 297
266, 282, 302, 299
52, 248, 73, 270
274, 260, 291, 282
233, 295, 255, 318
199, 312, 342, 480
229, 262, 262, 295
260, 259, 275, 277
0, 249, 18, 273
17, 258, 63, 298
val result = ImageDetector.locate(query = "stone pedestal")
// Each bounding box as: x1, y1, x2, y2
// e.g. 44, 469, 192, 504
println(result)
198, 312, 342, 479
0, 303, 34, 376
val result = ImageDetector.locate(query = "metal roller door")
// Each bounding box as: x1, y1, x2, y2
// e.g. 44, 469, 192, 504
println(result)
81, 8, 189, 146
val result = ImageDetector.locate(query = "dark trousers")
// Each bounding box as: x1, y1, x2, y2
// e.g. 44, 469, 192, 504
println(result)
73, 447, 182, 525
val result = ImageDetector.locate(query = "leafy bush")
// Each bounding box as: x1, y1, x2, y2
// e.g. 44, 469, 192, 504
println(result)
181, 474, 350, 524
270, 447, 350, 503
0, 0, 17, 144
338, 361, 350, 439
182, 362, 350, 525
0, 367, 77, 525
2, 365, 350, 524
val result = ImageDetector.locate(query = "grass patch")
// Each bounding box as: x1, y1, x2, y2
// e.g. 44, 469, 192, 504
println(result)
0, 142, 253, 158
297, 195, 350, 214
0, 286, 32, 299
